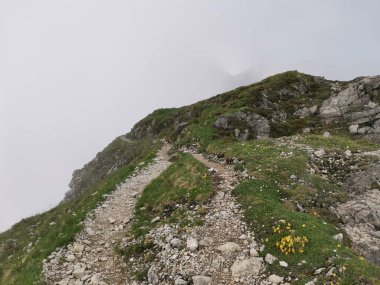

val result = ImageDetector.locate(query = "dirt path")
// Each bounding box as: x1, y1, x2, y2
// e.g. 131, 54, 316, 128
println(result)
144, 153, 269, 285
42, 144, 172, 285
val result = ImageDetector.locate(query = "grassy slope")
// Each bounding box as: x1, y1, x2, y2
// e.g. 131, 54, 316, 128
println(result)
2, 71, 379, 284
0, 139, 159, 285
206, 136, 380, 284
119, 153, 214, 280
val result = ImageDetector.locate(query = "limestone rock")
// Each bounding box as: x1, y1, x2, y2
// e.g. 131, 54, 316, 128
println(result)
217, 242, 241, 253
186, 237, 198, 251
214, 112, 270, 140
265, 253, 277, 264
333, 233, 343, 243
231, 257, 263, 277
147, 266, 159, 285
192, 276, 212, 285
268, 274, 284, 284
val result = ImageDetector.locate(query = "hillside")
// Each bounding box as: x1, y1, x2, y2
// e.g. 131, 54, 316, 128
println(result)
1, 71, 380, 285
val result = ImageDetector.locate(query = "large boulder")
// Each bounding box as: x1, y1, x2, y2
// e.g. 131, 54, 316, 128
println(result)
214, 111, 270, 140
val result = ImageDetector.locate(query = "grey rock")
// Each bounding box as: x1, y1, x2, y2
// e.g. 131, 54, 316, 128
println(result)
174, 278, 187, 285
66, 254, 75, 262
170, 238, 182, 248
86, 228, 95, 236
268, 274, 284, 284
249, 248, 259, 257
192, 276, 212, 285
315, 267, 325, 274
349, 124, 359, 134
231, 257, 263, 277
217, 242, 241, 253
323, 131, 331, 138
151, 216, 160, 223
314, 149, 325, 158
214, 112, 270, 140
186, 237, 198, 251
336, 188, 380, 265
72, 268, 86, 279
333, 233, 343, 243
294, 105, 318, 118
265, 253, 277, 264
147, 266, 159, 285
73, 243, 84, 253
90, 274, 100, 285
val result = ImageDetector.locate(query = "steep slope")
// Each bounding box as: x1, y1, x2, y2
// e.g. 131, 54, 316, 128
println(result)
0, 71, 380, 285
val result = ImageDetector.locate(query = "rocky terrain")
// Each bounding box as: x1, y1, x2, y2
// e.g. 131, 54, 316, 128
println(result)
1, 71, 380, 285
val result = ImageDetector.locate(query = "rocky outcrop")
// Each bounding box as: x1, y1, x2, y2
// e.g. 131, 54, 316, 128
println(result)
336, 189, 380, 265
64, 138, 152, 201
335, 160, 380, 265
320, 76, 380, 142
294, 105, 318, 118
214, 111, 270, 141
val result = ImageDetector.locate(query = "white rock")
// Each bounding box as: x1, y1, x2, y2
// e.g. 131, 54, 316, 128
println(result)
368, 101, 377, 108
345, 150, 352, 157
250, 248, 259, 257
90, 274, 100, 285
314, 149, 325, 158
265, 253, 277, 264
73, 268, 86, 279
108, 217, 116, 224
192, 275, 212, 285
323, 131, 331, 138
66, 254, 76, 262
268, 274, 284, 284
81, 274, 91, 281
170, 238, 182, 248
333, 233, 343, 243
74, 243, 84, 253
231, 257, 263, 277
279, 260, 288, 267
174, 278, 187, 285
147, 266, 159, 285
86, 228, 95, 236
217, 242, 241, 253
315, 267, 325, 274
349, 124, 359, 134
186, 237, 198, 251
151, 216, 160, 223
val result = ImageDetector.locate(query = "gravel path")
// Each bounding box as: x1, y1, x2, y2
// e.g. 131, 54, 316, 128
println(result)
43, 144, 172, 285
142, 153, 270, 285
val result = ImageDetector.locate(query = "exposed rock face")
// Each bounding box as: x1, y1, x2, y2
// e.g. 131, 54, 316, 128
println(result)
336, 190, 380, 265
214, 111, 270, 140
294, 105, 318, 118
335, 161, 380, 265
320, 76, 380, 142
64, 138, 153, 201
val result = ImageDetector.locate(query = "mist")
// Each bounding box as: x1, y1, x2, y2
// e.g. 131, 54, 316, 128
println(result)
1, 0, 380, 232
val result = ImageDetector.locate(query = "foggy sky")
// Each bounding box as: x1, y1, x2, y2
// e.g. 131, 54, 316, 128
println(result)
1, 0, 380, 232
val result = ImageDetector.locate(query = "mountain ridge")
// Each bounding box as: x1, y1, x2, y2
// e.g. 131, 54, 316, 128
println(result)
1, 71, 380, 285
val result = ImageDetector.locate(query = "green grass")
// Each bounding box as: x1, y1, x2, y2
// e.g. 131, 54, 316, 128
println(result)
205, 136, 380, 284
131, 153, 213, 237
0, 140, 159, 285
296, 134, 380, 151
118, 153, 213, 281
235, 180, 380, 284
